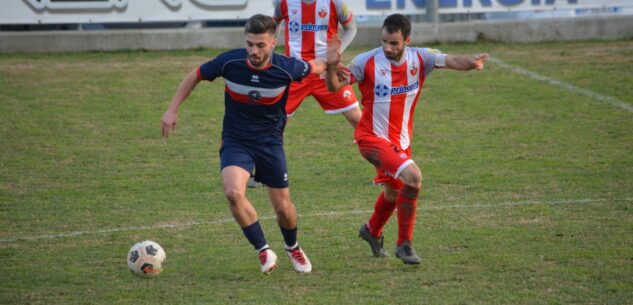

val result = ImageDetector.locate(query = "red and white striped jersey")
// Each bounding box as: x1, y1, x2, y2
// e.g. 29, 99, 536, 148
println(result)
273, 0, 353, 60
349, 47, 446, 150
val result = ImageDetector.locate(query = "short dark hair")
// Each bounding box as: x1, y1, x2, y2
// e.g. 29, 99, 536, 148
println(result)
244, 14, 277, 35
382, 14, 411, 39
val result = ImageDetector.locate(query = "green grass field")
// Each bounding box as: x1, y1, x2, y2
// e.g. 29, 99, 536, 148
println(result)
1, 40, 632, 304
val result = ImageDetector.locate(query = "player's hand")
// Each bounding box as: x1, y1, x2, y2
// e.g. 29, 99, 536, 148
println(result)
327, 35, 342, 66
336, 63, 350, 82
161, 109, 178, 138
473, 53, 489, 70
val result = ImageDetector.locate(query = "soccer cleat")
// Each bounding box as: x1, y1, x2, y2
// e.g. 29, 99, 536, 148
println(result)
247, 177, 263, 188
358, 224, 389, 257
285, 245, 312, 273
395, 241, 421, 265
259, 248, 278, 274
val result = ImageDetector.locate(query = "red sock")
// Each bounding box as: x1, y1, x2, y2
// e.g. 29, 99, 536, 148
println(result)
367, 192, 396, 237
396, 189, 419, 245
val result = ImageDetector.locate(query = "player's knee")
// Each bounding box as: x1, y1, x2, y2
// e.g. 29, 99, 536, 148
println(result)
384, 190, 398, 203
273, 201, 295, 219
224, 187, 245, 205
400, 165, 422, 191
400, 184, 420, 199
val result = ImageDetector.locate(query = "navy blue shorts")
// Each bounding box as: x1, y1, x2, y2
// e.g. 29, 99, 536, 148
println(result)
219, 138, 289, 188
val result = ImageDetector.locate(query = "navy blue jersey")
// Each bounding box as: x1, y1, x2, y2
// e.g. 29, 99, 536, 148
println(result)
197, 49, 311, 144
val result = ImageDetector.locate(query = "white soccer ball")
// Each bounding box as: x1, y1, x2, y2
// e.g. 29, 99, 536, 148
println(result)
127, 240, 166, 278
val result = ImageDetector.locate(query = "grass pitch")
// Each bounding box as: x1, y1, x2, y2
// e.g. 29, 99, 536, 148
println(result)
1, 40, 632, 304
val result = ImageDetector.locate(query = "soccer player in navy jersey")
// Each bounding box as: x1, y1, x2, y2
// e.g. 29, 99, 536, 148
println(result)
161, 14, 333, 274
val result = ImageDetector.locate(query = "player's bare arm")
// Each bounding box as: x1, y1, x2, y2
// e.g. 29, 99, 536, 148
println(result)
325, 35, 350, 92
445, 53, 489, 71
161, 68, 202, 138
308, 59, 327, 75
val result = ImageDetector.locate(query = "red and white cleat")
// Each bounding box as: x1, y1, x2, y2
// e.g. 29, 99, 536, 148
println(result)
259, 248, 278, 275
285, 246, 312, 273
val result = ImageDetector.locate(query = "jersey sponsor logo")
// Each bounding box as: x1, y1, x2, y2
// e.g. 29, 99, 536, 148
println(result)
289, 20, 300, 33
374, 82, 420, 97
288, 20, 328, 33
374, 84, 389, 97
390, 82, 419, 95
251, 75, 260, 83
301, 24, 328, 31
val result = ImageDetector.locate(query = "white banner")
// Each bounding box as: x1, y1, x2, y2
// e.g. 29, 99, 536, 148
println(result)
1, 0, 632, 25
356, 0, 633, 14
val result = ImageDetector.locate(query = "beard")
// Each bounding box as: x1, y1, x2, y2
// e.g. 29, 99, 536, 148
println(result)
248, 53, 270, 68
384, 49, 403, 61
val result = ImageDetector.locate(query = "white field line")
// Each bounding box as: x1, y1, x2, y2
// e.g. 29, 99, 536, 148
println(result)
1, 197, 631, 244
488, 57, 633, 113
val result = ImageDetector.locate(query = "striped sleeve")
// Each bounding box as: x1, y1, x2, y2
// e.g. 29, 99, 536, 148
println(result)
272, 0, 285, 23
333, 0, 353, 25
348, 48, 378, 84
417, 48, 447, 77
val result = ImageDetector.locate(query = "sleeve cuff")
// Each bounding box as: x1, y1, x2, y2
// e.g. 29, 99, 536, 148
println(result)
435, 54, 447, 68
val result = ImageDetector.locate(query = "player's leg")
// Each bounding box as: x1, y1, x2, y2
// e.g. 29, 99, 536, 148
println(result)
220, 142, 277, 273
267, 187, 311, 273
393, 162, 422, 264
221, 166, 257, 227
312, 80, 360, 128
285, 75, 313, 118
341, 105, 362, 128
356, 137, 401, 257
254, 143, 312, 273
358, 181, 398, 257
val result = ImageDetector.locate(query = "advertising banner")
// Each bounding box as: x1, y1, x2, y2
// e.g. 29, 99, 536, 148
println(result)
1, 0, 631, 25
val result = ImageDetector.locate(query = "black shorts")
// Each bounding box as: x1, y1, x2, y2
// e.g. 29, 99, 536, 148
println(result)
219, 138, 289, 188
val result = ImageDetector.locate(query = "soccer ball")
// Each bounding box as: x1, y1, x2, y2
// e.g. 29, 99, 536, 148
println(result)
127, 240, 166, 278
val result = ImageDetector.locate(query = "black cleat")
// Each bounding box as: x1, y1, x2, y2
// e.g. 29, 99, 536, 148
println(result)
358, 224, 389, 257
395, 241, 421, 265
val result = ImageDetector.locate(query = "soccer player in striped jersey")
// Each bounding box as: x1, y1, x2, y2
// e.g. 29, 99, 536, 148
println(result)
273, 0, 361, 127
161, 14, 337, 274
326, 14, 488, 264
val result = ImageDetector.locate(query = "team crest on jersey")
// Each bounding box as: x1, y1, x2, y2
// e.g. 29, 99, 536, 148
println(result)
410, 65, 418, 76
248, 90, 261, 103
318, 7, 328, 19
343, 89, 352, 101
